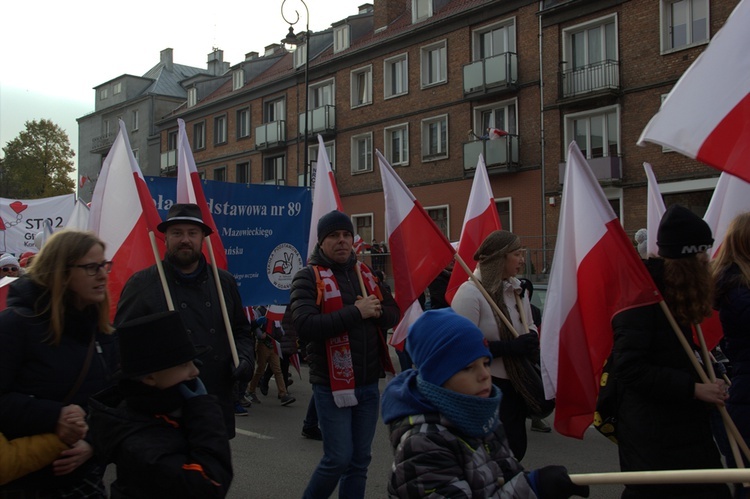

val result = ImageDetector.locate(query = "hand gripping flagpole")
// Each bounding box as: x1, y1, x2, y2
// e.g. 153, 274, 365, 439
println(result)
205, 236, 240, 368
149, 231, 174, 311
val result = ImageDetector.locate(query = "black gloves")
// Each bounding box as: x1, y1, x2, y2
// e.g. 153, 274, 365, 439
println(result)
177, 378, 208, 399
232, 358, 253, 381
530, 465, 589, 499
488, 332, 539, 358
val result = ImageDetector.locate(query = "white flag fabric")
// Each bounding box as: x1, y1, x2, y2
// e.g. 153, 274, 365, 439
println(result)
643, 163, 666, 259
307, 135, 343, 260
704, 172, 750, 258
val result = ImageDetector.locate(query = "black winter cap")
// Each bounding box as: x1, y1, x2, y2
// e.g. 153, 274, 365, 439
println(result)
657, 204, 713, 259
317, 210, 354, 243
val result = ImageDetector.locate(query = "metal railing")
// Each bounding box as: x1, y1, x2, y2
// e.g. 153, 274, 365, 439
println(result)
560, 59, 619, 98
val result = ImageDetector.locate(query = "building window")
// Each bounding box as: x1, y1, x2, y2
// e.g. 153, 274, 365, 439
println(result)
311, 80, 335, 109
167, 130, 178, 151
384, 54, 408, 99
565, 105, 619, 159
310, 141, 336, 172
473, 20, 516, 60
233, 70, 244, 90
352, 214, 373, 246
263, 155, 285, 185
495, 198, 511, 232
237, 108, 251, 139
236, 162, 250, 184
351, 66, 372, 108
100, 88, 108, 100
562, 15, 618, 96
131, 110, 139, 131
421, 115, 448, 160
351, 133, 373, 173
661, 0, 709, 52
104, 120, 111, 135
214, 115, 227, 145
476, 99, 517, 136
265, 98, 285, 122
334, 25, 350, 53
214, 166, 226, 182
193, 122, 206, 150
294, 43, 307, 69
426, 206, 449, 239
421, 40, 447, 87
384, 124, 409, 166
188, 88, 197, 108
113, 82, 122, 95
412, 0, 433, 23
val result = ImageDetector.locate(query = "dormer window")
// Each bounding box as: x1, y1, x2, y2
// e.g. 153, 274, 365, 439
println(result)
294, 43, 307, 69
188, 88, 197, 108
233, 70, 244, 90
334, 25, 350, 53
413, 0, 433, 23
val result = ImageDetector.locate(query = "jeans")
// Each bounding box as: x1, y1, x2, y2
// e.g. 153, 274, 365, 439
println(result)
303, 396, 318, 430
302, 383, 380, 499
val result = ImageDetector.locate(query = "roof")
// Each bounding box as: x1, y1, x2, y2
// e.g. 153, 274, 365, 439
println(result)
141, 62, 209, 98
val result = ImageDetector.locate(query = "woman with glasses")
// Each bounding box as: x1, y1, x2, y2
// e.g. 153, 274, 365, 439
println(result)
0, 230, 118, 498
0, 253, 21, 278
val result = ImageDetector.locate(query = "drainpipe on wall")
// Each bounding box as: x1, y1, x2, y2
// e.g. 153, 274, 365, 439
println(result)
538, 1, 548, 275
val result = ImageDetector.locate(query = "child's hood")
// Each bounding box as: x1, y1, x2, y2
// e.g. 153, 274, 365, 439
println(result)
381, 369, 435, 424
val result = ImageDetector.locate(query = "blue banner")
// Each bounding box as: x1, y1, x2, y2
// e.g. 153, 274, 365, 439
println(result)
145, 177, 311, 307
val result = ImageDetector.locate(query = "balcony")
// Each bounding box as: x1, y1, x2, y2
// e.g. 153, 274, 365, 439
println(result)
255, 121, 287, 150
558, 155, 621, 183
160, 149, 176, 174
463, 53, 518, 98
91, 132, 115, 153
299, 105, 336, 137
463, 135, 520, 173
559, 60, 620, 100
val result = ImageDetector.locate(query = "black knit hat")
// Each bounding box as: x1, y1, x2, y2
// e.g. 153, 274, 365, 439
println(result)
317, 210, 354, 243
657, 204, 713, 259
157, 203, 213, 235
116, 311, 209, 379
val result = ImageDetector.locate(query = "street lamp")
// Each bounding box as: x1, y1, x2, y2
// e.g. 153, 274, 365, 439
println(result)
281, 0, 311, 187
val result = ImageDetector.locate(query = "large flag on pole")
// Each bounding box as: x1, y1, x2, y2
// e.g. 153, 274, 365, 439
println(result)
643, 163, 666, 259
445, 154, 501, 303
376, 150, 455, 346
307, 135, 343, 260
541, 142, 662, 439
638, 0, 750, 183
176, 119, 227, 270
704, 172, 750, 259
89, 120, 165, 319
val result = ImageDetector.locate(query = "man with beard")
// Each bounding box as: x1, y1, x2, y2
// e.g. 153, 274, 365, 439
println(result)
115, 204, 255, 438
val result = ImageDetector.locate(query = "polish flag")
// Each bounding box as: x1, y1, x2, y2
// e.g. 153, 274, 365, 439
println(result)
353, 234, 365, 254
488, 128, 509, 140
445, 154, 501, 303
638, 0, 750, 183
265, 305, 287, 358
0, 277, 18, 312
643, 163, 666, 259
176, 119, 227, 270
377, 150, 455, 346
89, 120, 165, 319
541, 142, 661, 439
307, 135, 343, 260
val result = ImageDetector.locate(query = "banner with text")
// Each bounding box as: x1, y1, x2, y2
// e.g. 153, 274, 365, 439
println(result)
0, 194, 76, 255
145, 177, 311, 306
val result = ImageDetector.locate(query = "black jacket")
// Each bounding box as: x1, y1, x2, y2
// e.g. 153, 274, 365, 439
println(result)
289, 247, 399, 386
114, 257, 254, 438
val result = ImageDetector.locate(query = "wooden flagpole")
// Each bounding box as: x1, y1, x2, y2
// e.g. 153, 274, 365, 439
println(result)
205, 236, 240, 368
149, 231, 174, 311
570, 468, 750, 486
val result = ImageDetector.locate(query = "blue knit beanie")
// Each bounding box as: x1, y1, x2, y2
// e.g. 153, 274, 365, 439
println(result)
407, 309, 492, 387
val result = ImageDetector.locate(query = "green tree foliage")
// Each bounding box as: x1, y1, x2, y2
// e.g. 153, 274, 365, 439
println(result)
1, 119, 75, 198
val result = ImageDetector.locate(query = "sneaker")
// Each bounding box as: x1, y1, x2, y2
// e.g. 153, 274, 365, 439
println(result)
280, 394, 296, 406
245, 392, 261, 405
234, 401, 248, 416
259, 381, 269, 396
530, 417, 551, 433
239, 396, 252, 408
301, 426, 323, 440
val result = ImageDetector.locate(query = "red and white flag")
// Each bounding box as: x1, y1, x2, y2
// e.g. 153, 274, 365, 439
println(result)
307, 135, 343, 260
0, 276, 18, 312
638, 0, 750, 183
376, 150, 455, 346
488, 128, 509, 140
704, 172, 750, 259
265, 305, 287, 358
176, 119, 227, 270
541, 142, 661, 439
89, 120, 165, 319
445, 154, 501, 303
353, 234, 365, 254
643, 162, 666, 259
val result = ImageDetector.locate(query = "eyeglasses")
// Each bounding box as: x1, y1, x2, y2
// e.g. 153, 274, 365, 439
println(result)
70, 261, 113, 276
1, 266, 19, 272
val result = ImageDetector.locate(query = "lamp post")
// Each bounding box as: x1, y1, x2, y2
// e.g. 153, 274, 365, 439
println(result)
281, 0, 311, 187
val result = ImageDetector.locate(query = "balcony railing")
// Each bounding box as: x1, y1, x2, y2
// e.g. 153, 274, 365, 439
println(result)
558, 155, 621, 183
560, 59, 620, 98
299, 105, 336, 136
255, 120, 287, 149
463, 135, 519, 172
463, 52, 518, 96
91, 132, 115, 153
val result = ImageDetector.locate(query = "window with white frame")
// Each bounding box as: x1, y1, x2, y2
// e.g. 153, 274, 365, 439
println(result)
421, 40, 447, 87
495, 198, 511, 232
426, 206, 449, 238
193, 122, 206, 150
421, 115, 448, 160
188, 88, 197, 108
384, 124, 409, 166
236, 162, 250, 184
351, 66, 372, 108
311, 79, 335, 109
352, 214, 373, 246
565, 106, 619, 159
214, 115, 227, 145
104, 120, 110, 135
351, 133, 373, 173
263, 155, 285, 185
310, 140, 336, 173
476, 99, 517, 136
334, 25, 350, 53
661, 0, 709, 52
412, 0, 433, 23
562, 15, 618, 96
384, 54, 408, 99
473, 20, 516, 60
167, 130, 178, 151
265, 98, 285, 122
214, 166, 227, 182
237, 108, 251, 139
294, 43, 307, 69
131, 110, 139, 131
100, 88, 108, 100
113, 82, 122, 95
233, 70, 244, 90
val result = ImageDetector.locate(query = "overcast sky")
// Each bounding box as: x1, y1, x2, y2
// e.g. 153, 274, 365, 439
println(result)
0, 0, 359, 172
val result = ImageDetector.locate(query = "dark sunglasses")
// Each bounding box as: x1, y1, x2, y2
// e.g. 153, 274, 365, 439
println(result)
69, 261, 113, 276
1, 266, 19, 272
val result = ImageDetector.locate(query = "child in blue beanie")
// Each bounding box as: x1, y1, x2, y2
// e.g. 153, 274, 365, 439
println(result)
381, 308, 589, 499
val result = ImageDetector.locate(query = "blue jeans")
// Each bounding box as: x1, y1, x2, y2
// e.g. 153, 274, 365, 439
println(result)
302, 383, 380, 499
